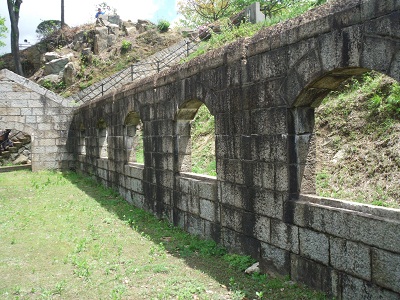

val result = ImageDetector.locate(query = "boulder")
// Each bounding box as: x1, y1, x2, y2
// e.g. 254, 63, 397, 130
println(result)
136, 19, 154, 34
107, 14, 121, 26
63, 62, 77, 87
43, 56, 70, 75
245, 262, 260, 274
14, 154, 29, 165
107, 35, 118, 47
38, 74, 61, 85
108, 24, 120, 36
44, 52, 61, 62
94, 27, 109, 54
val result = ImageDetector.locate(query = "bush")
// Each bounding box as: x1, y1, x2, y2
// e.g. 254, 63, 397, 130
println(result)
157, 19, 170, 33
121, 40, 132, 53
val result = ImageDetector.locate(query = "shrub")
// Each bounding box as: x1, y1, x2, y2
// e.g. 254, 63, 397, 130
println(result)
121, 40, 132, 53
157, 19, 170, 33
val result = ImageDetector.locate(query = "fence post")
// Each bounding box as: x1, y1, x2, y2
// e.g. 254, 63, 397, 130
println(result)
101, 83, 104, 96
186, 41, 190, 57
157, 61, 160, 73
131, 65, 134, 81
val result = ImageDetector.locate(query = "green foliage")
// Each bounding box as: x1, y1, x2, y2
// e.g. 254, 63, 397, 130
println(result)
121, 40, 132, 52
40, 79, 66, 92
191, 104, 216, 176
0, 16, 7, 48
184, 0, 325, 61
36, 20, 62, 40
316, 72, 400, 208
223, 254, 256, 271
157, 19, 170, 33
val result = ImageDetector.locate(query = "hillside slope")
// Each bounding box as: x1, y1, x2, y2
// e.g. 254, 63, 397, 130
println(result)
315, 73, 400, 208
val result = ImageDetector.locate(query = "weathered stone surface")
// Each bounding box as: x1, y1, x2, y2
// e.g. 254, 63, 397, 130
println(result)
43, 57, 70, 76
44, 52, 61, 62
63, 62, 76, 86
330, 237, 371, 280
372, 248, 400, 293
261, 242, 291, 275
299, 228, 329, 265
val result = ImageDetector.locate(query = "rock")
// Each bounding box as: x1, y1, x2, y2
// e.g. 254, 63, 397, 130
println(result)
43, 57, 70, 76
124, 26, 137, 36
331, 149, 346, 164
107, 35, 118, 47
44, 52, 61, 62
94, 27, 109, 54
107, 14, 121, 26
14, 154, 29, 165
136, 19, 154, 34
63, 62, 76, 87
245, 262, 260, 274
38, 74, 61, 85
108, 24, 120, 36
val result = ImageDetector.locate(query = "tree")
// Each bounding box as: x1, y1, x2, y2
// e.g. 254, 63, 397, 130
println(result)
7, 0, 23, 75
61, 0, 65, 27
178, 0, 231, 26
177, 0, 254, 27
36, 20, 62, 40
0, 16, 8, 48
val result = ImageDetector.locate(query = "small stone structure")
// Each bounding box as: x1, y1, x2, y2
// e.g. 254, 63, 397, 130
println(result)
0, 0, 399, 298
0, 69, 75, 171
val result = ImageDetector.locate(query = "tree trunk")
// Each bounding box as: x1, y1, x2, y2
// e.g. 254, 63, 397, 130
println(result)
7, 0, 23, 76
61, 0, 65, 27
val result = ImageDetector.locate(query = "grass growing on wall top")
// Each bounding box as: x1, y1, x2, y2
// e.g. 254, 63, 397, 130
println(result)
0, 170, 326, 299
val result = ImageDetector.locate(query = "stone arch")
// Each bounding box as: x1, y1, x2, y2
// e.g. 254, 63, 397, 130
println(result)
123, 111, 143, 164
175, 99, 215, 174
0, 122, 37, 170
289, 66, 400, 200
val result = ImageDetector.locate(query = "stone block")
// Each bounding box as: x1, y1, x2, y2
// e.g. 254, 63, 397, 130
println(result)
330, 237, 371, 281
292, 201, 400, 253
270, 219, 299, 253
254, 215, 271, 243
261, 242, 291, 275
372, 248, 400, 293
340, 273, 400, 300
299, 228, 329, 265
253, 189, 284, 219
198, 180, 218, 201
199, 198, 218, 222
291, 254, 336, 296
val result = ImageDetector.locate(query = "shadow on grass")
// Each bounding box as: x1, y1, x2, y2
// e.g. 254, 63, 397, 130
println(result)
61, 170, 326, 300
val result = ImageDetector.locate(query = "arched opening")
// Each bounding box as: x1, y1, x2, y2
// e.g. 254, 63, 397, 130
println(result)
175, 100, 216, 176
97, 119, 108, 159
294, 68, 400, 208
0, 129, 32, 168
124, 111, 144, 164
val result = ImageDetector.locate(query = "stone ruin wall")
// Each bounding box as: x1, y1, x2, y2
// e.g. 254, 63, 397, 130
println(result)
70, 1, 400, 299
0, 0, 399, 298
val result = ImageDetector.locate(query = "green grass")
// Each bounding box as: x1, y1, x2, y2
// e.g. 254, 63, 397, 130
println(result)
191, 104, 216, 176
315, 72, 400, 208
183, 0, 326, 62
0, 170, 326, 299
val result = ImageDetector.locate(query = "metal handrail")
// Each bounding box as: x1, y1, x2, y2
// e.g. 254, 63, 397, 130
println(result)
77, 37, 202, 101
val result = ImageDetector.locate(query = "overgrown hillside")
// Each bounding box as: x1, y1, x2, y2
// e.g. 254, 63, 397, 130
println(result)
315, 73, 400, 208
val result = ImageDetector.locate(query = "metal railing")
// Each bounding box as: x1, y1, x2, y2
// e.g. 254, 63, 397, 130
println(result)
75, 37, 201, 103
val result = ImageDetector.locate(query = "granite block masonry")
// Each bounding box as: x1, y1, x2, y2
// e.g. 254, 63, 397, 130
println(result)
1, 0, 399, 298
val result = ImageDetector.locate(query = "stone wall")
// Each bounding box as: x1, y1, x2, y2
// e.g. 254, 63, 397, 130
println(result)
70, 0, 400, 298
0, 69, 74, 171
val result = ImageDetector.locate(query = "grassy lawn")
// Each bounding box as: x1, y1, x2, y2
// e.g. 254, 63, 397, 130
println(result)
0, 170, 325, 300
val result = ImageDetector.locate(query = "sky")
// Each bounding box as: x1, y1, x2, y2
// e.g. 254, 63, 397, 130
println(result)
0, 0, 180, 54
